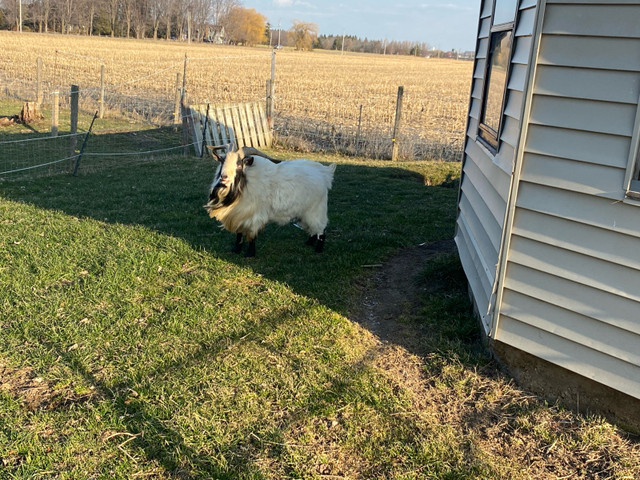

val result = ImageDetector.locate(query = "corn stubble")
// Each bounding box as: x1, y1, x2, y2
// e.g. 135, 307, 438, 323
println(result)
1, 31, 471, 160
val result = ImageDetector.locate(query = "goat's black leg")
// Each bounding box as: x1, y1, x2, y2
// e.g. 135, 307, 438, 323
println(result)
245, 239, 256, 258
305, 234, 318, 247
315, 233, 326, 253
231, 233, 243, 254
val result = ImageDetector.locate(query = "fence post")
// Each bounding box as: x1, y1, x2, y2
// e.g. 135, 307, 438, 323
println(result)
51, 91, 59, 137
391, 85, 404, 161
99, 64, 105, 119
270, 48, 276, 105
180, 54, 189, 155
355, 104, 363, 156
181, 91, 189, 156
70, 85, 79, 162
266, 79, 274, 132
173, 72, 182, 128
36, 57, 43, 105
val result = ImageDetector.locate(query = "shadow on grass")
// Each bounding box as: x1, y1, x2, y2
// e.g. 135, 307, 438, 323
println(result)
0, 144, 464, 477
0, 148, 459, 313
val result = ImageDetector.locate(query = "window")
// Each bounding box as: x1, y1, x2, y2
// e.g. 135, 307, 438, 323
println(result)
626, 105, 640, 199
478, 0, 518, 152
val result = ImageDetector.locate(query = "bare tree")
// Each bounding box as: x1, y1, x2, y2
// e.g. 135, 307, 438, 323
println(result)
107, 0, 119, 37
75, 0, 96, 34
211, 0, 238, 28
31, 0, 52, 32
132, 0, 148, 38
160, 0, 174, 39
149, 0, 165, 39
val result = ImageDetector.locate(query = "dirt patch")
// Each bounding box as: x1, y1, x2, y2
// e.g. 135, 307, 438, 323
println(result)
350, 239, 640, 479
0, 363, 95, 411
355, 238, 456, 351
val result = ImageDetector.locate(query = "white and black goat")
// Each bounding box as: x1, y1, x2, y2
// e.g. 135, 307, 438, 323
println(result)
204, 144, 336, 257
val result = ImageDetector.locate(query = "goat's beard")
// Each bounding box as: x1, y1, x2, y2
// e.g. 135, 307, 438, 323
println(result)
204, 182, 239, 216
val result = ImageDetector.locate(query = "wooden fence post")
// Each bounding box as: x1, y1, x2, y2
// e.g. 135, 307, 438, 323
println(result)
270, 48, 276, 107
266, 79, 274, 131
51, 92, 59, 137
70, 85, 79, 160
355, 104, 363, 156
173, 72, 182, 128
181, 91, 189, 155
263, 49, 276, 134
36, 57, 43, 105
391, 85, 404, 161
99, 64, 105, 119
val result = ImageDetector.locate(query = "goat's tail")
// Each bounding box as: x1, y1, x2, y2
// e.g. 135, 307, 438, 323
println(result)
326, 163, 337, 189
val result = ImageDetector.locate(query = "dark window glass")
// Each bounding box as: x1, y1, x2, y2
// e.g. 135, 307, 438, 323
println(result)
479, 30, 512, 148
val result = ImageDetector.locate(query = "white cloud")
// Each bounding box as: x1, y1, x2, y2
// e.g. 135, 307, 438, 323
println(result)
274, 0, 293, 6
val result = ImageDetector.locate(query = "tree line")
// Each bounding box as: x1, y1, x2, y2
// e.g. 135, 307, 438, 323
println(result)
0, 0, 242, 41
0, 0, 456, 58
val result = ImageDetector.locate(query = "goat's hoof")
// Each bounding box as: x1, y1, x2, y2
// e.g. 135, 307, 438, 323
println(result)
245, 242, 256, 258
231, 245, 243, 254
306, 235, 318, 247
315, 234, 326, 253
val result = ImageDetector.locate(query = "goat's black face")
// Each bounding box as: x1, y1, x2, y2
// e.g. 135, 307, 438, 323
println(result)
204, 151, 250, 213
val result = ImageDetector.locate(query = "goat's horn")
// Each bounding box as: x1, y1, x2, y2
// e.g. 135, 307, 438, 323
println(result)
238, 146, 281, 163
238, 146, 268, 158
207, 144, 228, 151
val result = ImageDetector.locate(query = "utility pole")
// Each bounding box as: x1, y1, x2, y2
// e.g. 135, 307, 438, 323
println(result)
18, 0, 22, 32
277, 20, 281, 47
341, 32, 345, 55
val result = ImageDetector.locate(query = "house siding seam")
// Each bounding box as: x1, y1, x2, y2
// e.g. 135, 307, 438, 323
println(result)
494, 1, 640, 399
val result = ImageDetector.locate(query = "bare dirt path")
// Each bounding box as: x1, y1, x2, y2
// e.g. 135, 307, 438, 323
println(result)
349, 239, 640, 479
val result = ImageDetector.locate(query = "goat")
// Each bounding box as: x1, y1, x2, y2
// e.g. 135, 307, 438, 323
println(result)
204, 144, 336, 257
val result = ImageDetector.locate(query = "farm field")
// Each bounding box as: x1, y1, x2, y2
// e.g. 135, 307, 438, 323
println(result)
1, 149, 639, 478
0, 31, 472, 160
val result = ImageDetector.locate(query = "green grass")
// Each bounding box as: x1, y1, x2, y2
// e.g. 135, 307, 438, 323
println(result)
1, 150, 638, 479
1, 97, 182, 178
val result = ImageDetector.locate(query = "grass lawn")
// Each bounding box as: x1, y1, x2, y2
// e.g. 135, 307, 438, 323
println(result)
0, 148, 638, 479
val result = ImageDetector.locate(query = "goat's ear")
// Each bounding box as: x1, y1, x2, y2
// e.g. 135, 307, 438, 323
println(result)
242, 156, 254, 167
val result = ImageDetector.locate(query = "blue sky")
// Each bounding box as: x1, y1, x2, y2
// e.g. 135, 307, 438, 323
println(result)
242, 0, 480, 52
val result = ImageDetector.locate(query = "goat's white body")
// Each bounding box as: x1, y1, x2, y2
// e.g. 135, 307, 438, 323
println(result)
211, 156, 336, 240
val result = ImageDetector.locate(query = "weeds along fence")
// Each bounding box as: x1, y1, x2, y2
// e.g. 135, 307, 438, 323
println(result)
0, 45, 468, 180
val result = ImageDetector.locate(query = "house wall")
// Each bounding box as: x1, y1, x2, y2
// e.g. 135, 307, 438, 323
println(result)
493, 0, 640, 400
456, 0, 539, 332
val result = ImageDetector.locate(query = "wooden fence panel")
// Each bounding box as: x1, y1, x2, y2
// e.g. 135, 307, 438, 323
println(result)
189, 101, 271, 155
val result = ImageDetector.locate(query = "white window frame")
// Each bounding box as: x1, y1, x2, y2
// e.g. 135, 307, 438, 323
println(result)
625, 96, 640, 201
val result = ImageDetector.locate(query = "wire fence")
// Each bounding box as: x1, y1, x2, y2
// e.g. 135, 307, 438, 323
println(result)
1, 45, 469, 181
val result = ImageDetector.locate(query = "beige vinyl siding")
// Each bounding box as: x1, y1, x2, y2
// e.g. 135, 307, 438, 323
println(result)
497, 315, 640, 399
493, 1, 640, 399
456, 0, 538, 331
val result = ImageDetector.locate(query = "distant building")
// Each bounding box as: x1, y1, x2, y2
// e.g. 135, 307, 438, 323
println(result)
204, 25, 226, 44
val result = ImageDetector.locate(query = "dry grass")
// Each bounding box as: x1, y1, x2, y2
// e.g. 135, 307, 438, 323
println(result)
0, 31, 472, 160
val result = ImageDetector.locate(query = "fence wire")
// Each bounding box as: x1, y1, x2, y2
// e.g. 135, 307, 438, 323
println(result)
1, 47, 468, 181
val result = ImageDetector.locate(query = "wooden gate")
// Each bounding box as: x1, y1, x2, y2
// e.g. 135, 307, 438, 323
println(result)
189, 101, 272, 156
